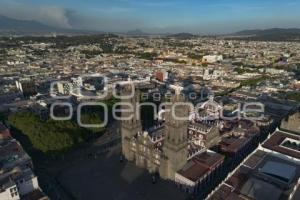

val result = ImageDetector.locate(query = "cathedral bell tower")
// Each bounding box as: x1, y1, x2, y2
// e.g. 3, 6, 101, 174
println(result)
120, 84, 142, 161
160, 92, 189, 180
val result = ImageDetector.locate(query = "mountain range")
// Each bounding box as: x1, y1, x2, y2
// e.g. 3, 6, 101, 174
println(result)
0, 15, 62, 34
1, 15, 300, 41
168, 33, 196, 38
126, 29, 147, 35
0, 15, 101, 35
233, 28, 300, 36
227, 28, 300, 41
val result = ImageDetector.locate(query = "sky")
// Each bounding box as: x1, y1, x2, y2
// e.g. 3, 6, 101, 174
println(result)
0, 0, 300, 34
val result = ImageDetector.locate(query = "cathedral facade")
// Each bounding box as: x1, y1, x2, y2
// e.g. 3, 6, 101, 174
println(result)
121, 87, 221, 180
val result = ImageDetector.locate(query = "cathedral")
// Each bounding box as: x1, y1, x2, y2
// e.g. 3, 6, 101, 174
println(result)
120, 86, 221, 180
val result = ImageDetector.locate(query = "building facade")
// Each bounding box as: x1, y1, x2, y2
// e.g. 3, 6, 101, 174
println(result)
121, 86, 222, 180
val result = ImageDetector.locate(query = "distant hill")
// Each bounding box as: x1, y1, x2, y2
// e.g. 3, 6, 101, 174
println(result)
168, 32, 196, 39
0, 15, 102, 36
126, 29, 147, 35
228, 28, 300, 41
232, 29, 262, 36
0, 15, 62, 34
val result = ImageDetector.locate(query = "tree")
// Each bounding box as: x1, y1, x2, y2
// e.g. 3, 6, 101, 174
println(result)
8, 111, 104, 155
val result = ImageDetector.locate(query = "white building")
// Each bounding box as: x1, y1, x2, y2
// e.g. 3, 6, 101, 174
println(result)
202, 55, 223, 63
0, 179, 20, 200
265, 68, 286, 75
203, 69, 225, 80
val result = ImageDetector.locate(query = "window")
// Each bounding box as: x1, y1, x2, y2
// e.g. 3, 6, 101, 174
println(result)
10, 187, 17, 193
11, 191, 18, 198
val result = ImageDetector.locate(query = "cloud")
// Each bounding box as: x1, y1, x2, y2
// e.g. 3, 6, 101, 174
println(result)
0, 1, 145, 32
1, 0, 299, 34
38, 6, 72, 28
0, 3, 72, 28
68, 11, 146, 32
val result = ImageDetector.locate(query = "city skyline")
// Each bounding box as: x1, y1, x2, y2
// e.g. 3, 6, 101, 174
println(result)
0, 0, 300, 34
1, 1, 300, 200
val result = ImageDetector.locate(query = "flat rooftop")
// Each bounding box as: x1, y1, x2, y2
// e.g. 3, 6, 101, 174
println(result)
209, 150, 300, 200
0, 138, 32, 179
262, 130, 300, 159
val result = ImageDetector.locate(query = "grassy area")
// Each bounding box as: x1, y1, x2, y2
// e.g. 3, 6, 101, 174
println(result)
8, 111, 105, 155
7, 98, 120, 156
136, 52, 158, 60
284, 92, 300, 103
233, 67, 259, 74
216, 75, 273, 96
240, 76, 268, 87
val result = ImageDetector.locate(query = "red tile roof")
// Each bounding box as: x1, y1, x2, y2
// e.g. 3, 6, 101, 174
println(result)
220, 137, 250, 154
178, 151, 224, 182
179, 162, 209, 182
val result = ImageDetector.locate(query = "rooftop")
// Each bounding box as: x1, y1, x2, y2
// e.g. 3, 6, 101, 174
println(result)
209, 149, 300, 200
219, 136, 250, 155
262, 130, 300, 159
178, 150, 224, 182
21, 189, 49, 200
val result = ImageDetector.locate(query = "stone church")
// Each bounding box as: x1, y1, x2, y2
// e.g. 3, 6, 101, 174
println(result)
121, 86, 221, 180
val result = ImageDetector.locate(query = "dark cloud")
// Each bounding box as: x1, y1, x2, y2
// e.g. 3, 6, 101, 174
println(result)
0, 2, 146, 32
67, 11, 145, 32
0, 3, 72, 28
